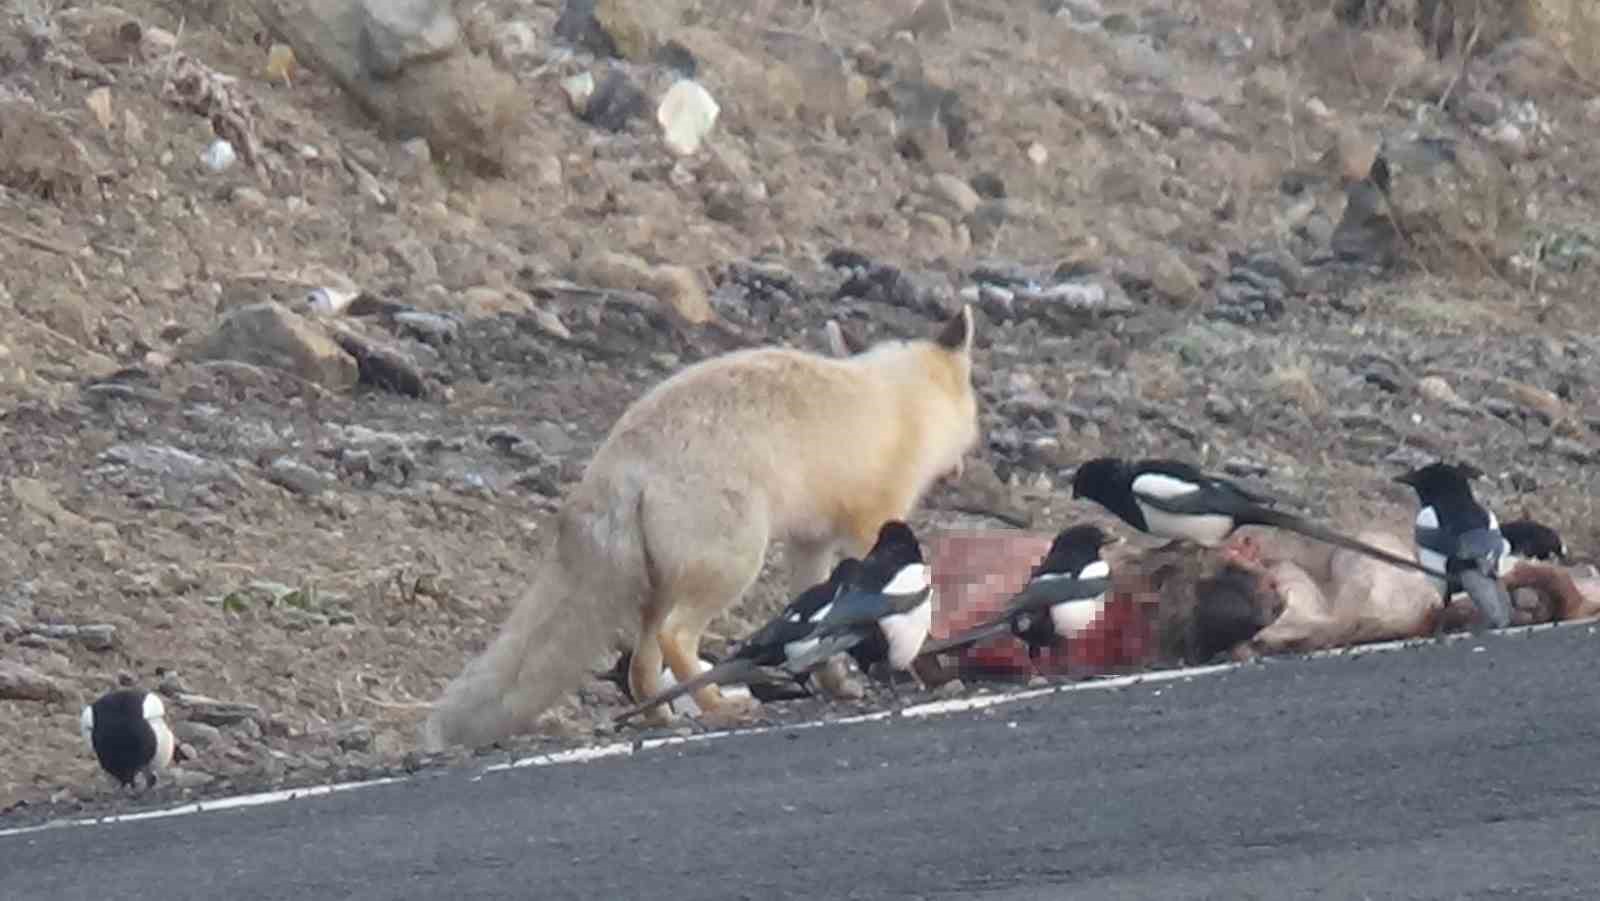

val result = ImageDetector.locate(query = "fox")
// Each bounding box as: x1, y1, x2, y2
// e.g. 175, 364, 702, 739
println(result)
421, 305, 982, 751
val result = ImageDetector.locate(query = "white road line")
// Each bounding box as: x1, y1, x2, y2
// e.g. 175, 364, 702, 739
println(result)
3, 618, 1593, 840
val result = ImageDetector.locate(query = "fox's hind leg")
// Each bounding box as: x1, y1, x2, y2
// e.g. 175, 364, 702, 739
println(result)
657, 537, 770, 720
627, 599, 673, 727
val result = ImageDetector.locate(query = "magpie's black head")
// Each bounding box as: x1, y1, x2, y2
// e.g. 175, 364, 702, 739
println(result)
1393, 461, 1480, 503
1070, 457, 1130, 504
1038, 524, 1120, 577
1500, 519, 1567, 562
868, 520, 924, 567
828, 557, 864, 588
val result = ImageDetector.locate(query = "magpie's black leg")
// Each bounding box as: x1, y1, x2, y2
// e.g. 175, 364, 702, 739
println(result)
1432, 589, 1452, 643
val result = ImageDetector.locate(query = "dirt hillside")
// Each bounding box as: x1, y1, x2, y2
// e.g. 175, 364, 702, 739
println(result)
3, 0, 1599, 817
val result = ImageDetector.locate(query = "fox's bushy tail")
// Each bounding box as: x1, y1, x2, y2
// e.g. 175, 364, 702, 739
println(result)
422, 492, 649, 751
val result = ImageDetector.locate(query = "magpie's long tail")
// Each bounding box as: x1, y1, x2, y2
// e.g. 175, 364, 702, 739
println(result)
612, 658, 759, 724
1459, 569, 1513, 630
917, 618, 1015, 659
1244, 508, 1448, 579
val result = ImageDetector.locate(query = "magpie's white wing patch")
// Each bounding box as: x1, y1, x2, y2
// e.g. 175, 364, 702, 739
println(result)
1076, 560, 1111, 581
79, 706, 94, 746
1415, 506, 1439, 530
806, 602, 834, 623
1131, 473, 1201, 501
882, 562, 930, 596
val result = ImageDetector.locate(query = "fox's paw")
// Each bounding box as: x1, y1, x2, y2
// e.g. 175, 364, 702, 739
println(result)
691, 693, 762, 729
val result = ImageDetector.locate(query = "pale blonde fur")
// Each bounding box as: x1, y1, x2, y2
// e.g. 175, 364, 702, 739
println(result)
422, 308, 981, 750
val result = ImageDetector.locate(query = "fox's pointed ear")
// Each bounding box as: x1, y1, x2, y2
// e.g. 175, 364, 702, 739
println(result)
934, 304, 974, 354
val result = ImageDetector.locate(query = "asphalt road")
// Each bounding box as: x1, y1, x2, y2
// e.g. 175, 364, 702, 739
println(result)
7, 625, 1600, 900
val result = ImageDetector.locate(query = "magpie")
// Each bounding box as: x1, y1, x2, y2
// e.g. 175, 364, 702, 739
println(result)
1498, 518, 1568, 571
615, 521, 933, 722
80, 686, 176, 791
613, 556, 866, 723
1395, 461, 1514, 629
1071, 457, 1446, 579
918, 525, 1119, 673
780, 521, 935, 697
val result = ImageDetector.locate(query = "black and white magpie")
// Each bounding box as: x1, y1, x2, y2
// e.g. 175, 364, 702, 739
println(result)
1498, 518, 1568, 571
1071, 457, 1445, 579
615, 521, 934, 722
918, 524, 1119, 671
1394, 461, 1514, 629
80, 687, 176, 790
787, 521, 934, 688
613, 556, 863, 723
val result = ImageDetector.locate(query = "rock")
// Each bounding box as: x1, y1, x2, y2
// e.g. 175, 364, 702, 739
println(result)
645, 266, 713, 324
174, 720, 223, 748
578, 251, 714, 324
201, 139, 238, 173
359, 0, 462, 79
1209, 250, 1294, 324
560, 71, 595, 115
14, 283, 93, 346
334, 721, 375, 751
655, 39, 697, 78
76, 623, 117, 651
1417, 375, 1464, 408
330, 327, 433, 398
530, 306, 572, 340
1523, 0, 1600, 85
391, 311, 461, 345
0, 99, 97, 200
929, 173, 981, 216
1150, 250, 1202, 304
55, 5, 144, 65
11, 478, 87, 529
0, 661, 64, 702
85, 87, 114, 130
459, 287, 528, 318
892, 0, 956, 38
385, 238, 439, 283
253, 0, 526, 176
1334, 134, 1523, 271
266, 457, 333, 496
179, 694, 265, 727
231, 186, 269, 209
1499, 380, 1568, 425
582, 68, 648, 132
101, 444, 239, 484
657, 79, 719, 156
887, 77, 969, 165
555, 0, 656, 61
167, 767, 218, 790
180, 303, 359, 392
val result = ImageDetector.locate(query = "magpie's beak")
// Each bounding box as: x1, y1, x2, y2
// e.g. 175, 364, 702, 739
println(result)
1392, 473, 1414, 486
